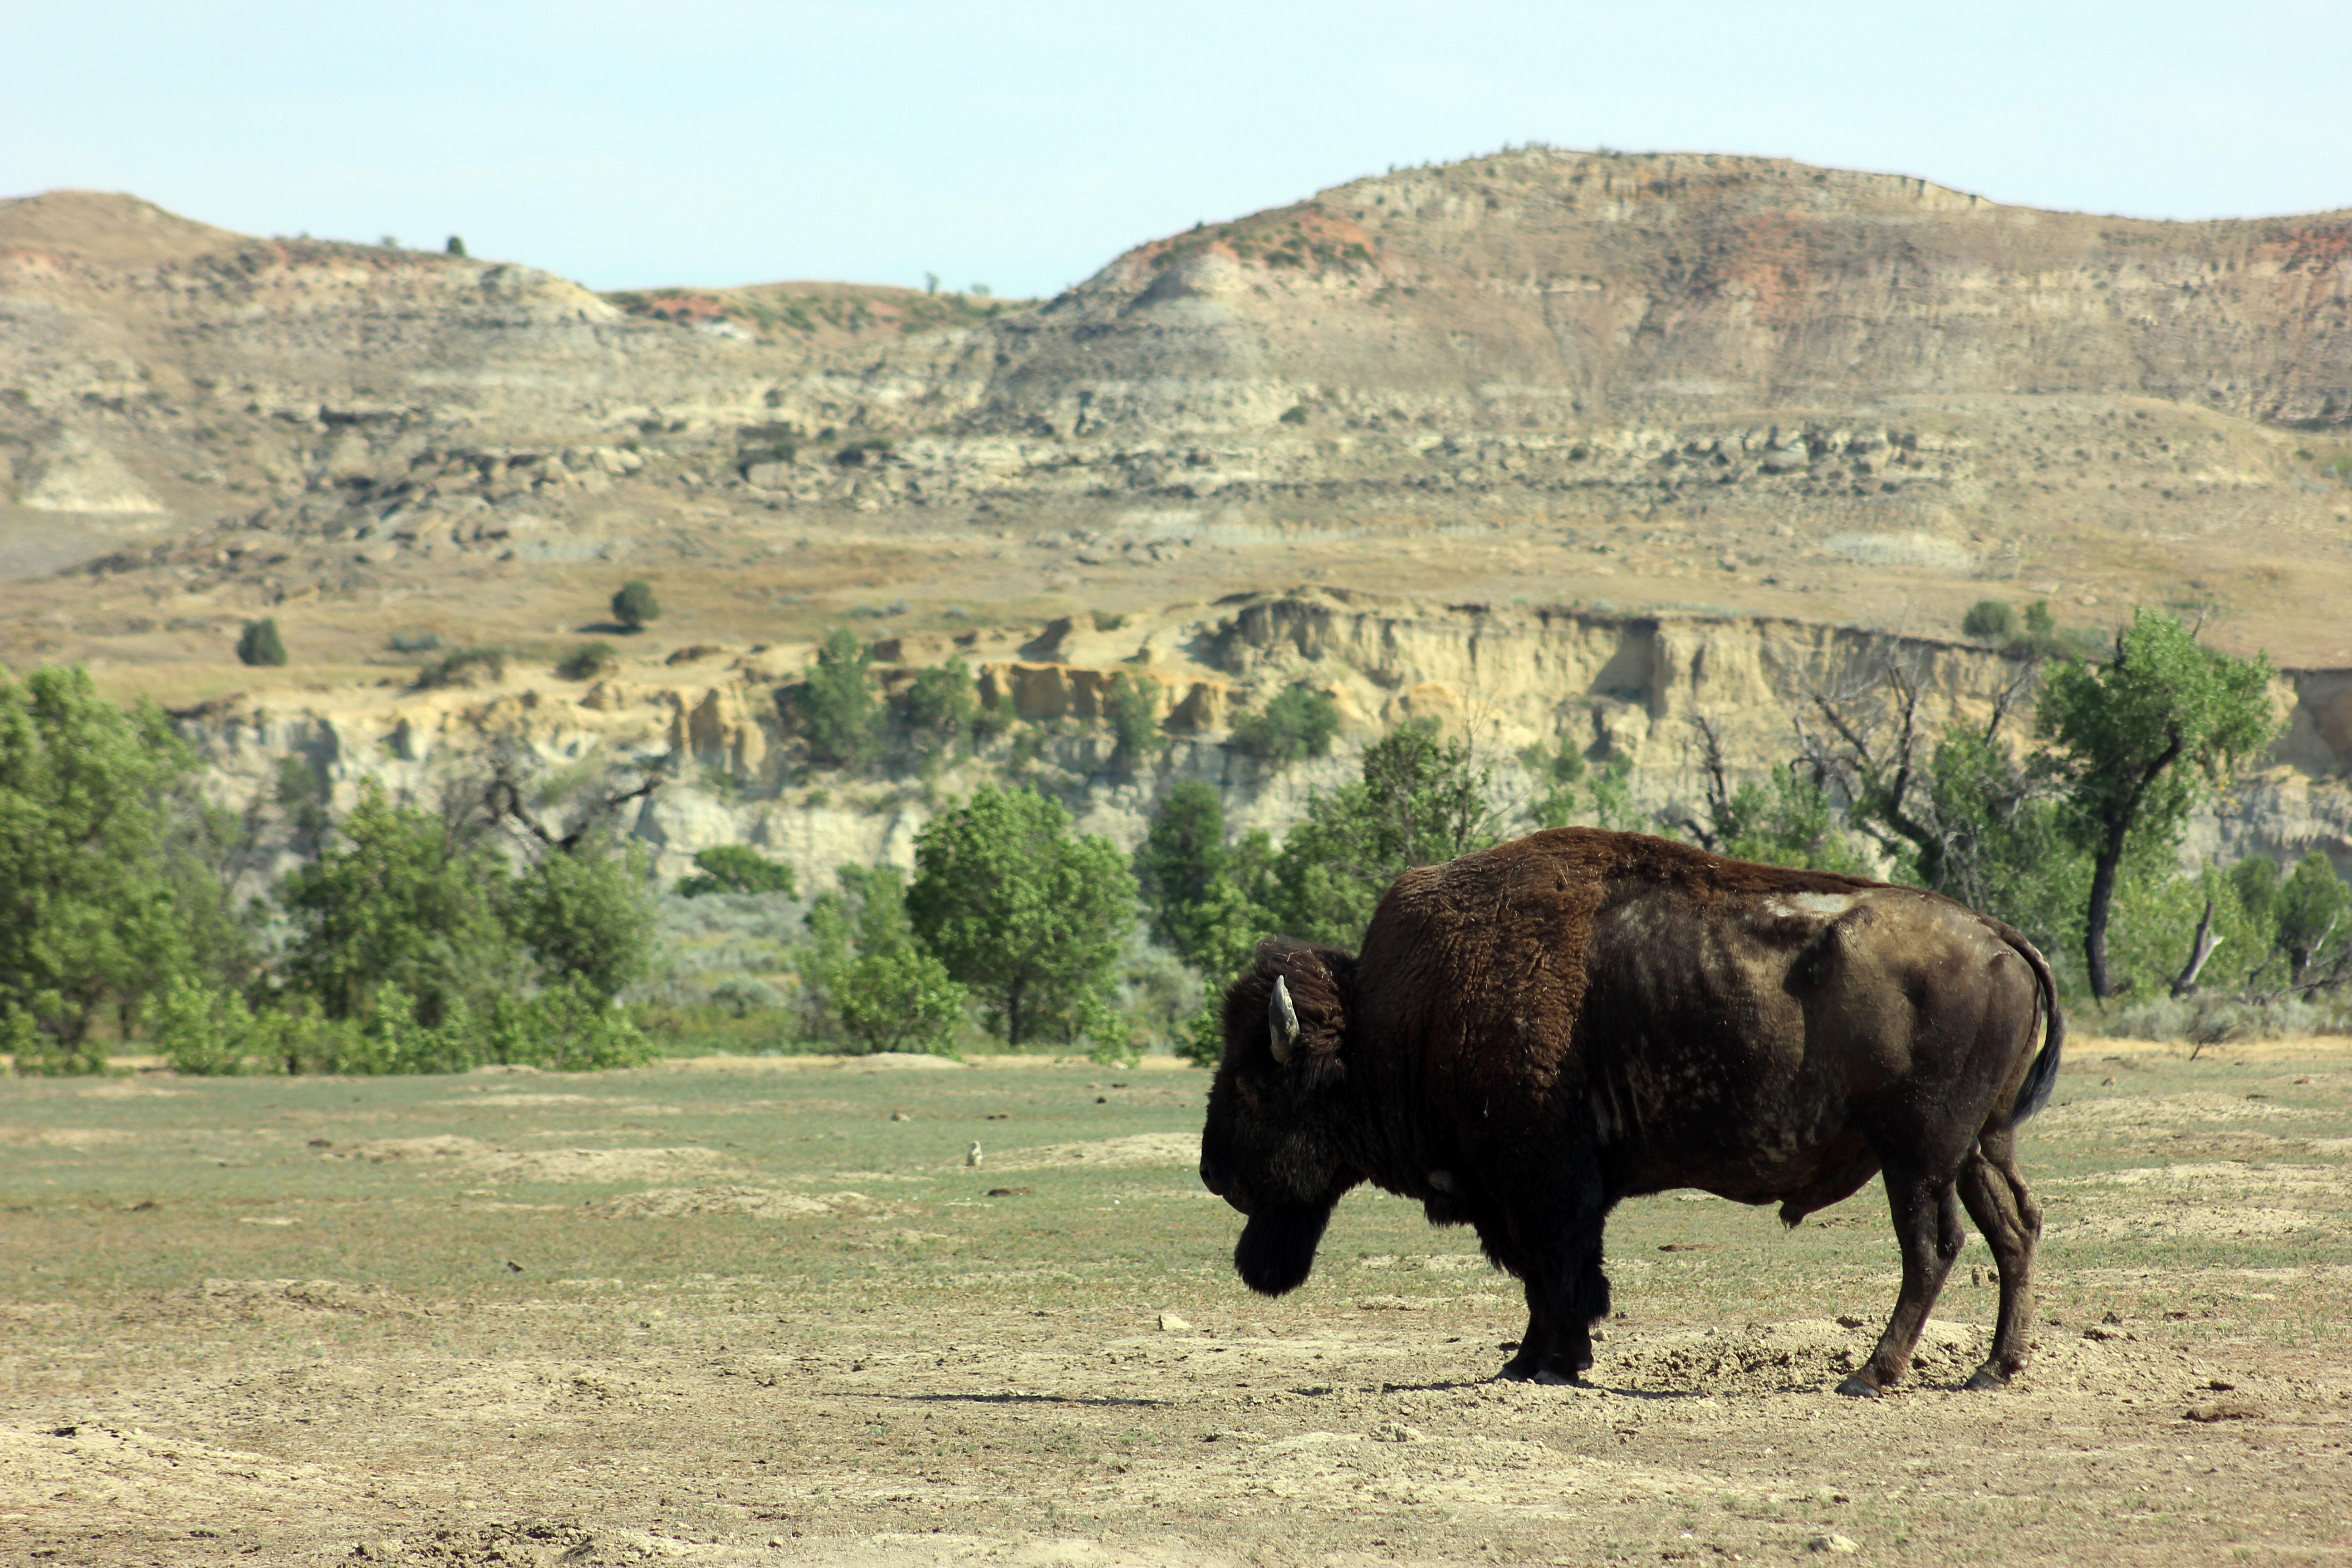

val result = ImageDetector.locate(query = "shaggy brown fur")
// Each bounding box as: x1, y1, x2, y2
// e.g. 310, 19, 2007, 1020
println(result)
1199, 827, 2062, 1395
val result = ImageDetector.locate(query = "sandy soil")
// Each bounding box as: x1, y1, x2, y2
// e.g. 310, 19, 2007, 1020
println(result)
5, 1050, 2350, 1567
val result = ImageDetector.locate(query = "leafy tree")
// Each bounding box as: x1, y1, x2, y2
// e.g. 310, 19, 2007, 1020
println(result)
0, 667, 244, 1070
1713, 769, 1872, 874
505, 837, 654, 1005
1674, 725, 1869, 873
1136, 782, 1229, 950
1263, 723, 1499, 946
799, 866, 965, 1056
1525, 738, 1588, 829
277, 783, 526, 1026
903, 659, 976, 753
611, 579, 661, 631
906, 784, 1136, 1047
1103, 672, 1160, 761
236, 618, 288, 667
797, 627, 881, 767
676, 844, 799, 899
2039, 609, 2279, 997
1229, 686, 1339, 763
1962, 600, 2014, 640
2226, 853, 2352, 998
446, 235, 467, 257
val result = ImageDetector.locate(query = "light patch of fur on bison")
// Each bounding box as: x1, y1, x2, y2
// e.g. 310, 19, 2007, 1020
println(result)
1199, 826, 2061, 1396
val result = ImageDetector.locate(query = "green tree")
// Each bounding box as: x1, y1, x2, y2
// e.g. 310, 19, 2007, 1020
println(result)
903, 659, 976, 755
797, 627, 881, 767
906, 784, 1136, 1047
611, 580, 661, 631
505, 837, 654, 1005
1136, 781, 1228, 951
1103, 672, 1160, 762
278, 783, 525, 1026
1263, 723, 1499, 946
1229, 686, 1339, 763
799, 866, 966, 1056
676, 844, 799, 898
237, 618, 288, 667
1712, 769, 1872, 874
2038, 609, 2280, 998
0, 667, 243, 1070
446, 235, 467, 257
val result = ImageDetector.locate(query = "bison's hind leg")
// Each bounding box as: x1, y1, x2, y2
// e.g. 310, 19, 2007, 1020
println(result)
1837, 1168, 1968, 1399
1955, 1128, 2043, 1390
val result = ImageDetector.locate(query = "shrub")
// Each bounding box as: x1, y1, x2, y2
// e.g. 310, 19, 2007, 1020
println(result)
799, 866, 966, 1056
1961, 600, 2014, 640
1229, 686, 1338, 763
236, 618, 288, 667
557, 642, 619, 680
611, 579, 661, 631
412, 647, 508, 689
1104, 672, 1159, 760
677, 845, 799, 899
903, 660, 976, 750
797, 627, 881, 767
445, 235, 467, 257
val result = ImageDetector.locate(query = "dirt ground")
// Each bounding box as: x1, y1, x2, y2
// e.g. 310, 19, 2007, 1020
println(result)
5, 1043, 2350, 1568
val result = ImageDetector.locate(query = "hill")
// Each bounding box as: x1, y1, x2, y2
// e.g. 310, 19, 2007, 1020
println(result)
1, 152, 2348, 723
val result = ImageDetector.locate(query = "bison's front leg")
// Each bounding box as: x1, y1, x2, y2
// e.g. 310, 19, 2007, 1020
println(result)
1491, 1208, 1611, 1386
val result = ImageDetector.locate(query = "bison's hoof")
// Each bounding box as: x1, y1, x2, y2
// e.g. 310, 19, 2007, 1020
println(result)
1834, 1374, 1882, 1399
1961, 1368, 2009, 1392
1530, 1368, 1586, 1387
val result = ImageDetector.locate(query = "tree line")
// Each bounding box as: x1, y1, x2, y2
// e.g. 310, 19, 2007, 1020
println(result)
7, 606, 2345, 1074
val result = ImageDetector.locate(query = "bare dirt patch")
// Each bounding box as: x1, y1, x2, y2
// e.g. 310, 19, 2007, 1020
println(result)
4, 1050, 2350, 1566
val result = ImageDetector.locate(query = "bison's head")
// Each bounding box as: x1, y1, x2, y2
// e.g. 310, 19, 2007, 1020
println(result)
1198, 940, 1360, 1297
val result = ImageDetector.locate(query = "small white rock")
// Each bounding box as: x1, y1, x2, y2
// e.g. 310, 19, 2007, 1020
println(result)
1810, 1534, 1860, 1555
1158, 1311, 1192, 1332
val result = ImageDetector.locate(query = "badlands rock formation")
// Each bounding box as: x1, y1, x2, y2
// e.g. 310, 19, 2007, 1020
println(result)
2, 153, 2348, 887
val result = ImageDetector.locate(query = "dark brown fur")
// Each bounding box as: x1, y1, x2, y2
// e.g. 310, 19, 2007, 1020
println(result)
1199, 828, 2062, 1395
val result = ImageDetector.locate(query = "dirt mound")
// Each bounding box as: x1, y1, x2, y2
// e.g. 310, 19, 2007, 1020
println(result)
329, 1137, 740, 1184
586, 1186, 862, 1219
198, 1278, 415, 1317
987, 1133, 1201, 1171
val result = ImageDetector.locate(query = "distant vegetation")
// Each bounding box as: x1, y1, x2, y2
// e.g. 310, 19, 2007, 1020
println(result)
5, 604, 2342, 1077
235, 618, 287, 667
611, 580, 661, 632
1228, 686, 1338, 763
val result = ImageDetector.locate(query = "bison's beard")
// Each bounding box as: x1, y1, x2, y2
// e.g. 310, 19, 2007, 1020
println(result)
1234, 1200, 1335, 1296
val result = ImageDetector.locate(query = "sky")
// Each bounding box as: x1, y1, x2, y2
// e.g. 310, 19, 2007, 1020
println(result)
5, 0, 2349, 300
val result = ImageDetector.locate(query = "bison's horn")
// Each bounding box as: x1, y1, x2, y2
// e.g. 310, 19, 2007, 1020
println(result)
1268, 975, 1301, 1064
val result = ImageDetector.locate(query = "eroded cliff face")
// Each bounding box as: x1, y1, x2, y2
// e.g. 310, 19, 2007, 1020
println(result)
175, 593, 2352, 897
836, 148, 2352, 440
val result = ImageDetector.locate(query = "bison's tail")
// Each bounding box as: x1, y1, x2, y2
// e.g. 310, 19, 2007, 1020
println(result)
1992, 921, 2064, 1126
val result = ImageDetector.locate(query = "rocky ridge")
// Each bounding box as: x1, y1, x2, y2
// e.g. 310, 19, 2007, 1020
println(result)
177, 591, 2352, 897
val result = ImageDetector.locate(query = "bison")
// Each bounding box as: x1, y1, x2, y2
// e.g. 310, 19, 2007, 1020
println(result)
1198, 827, 2063, 1396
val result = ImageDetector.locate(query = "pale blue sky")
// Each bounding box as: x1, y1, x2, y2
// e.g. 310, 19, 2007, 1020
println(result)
5, 0, 2347, 298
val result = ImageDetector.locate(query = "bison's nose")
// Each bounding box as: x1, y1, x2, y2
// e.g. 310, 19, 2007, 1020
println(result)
1198, 1155, 1223, 1196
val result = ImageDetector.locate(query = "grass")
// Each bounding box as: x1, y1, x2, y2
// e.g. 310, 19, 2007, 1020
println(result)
5, 1044, 2352, 1563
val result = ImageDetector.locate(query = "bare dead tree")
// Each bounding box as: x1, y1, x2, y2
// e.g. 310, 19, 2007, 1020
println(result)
472, 745, 677, 859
